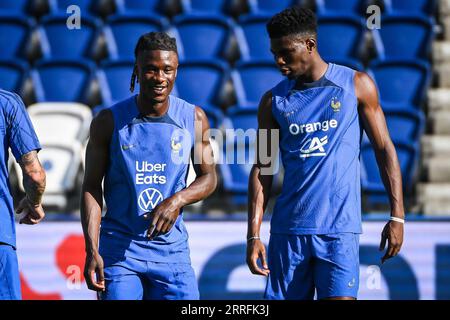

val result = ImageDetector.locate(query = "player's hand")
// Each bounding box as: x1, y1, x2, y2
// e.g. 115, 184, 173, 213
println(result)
246, 239, 270, 276
15, 197, 45, 225
144, 196, 181, 240
379, 220, 404, 264
84, 252, 105, 292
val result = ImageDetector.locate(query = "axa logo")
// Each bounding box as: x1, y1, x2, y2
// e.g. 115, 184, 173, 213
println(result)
138, 188, 163, 212
299, 136, 328, 158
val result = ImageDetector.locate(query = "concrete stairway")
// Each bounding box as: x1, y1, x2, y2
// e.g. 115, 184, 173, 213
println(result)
419, 0, 450, 215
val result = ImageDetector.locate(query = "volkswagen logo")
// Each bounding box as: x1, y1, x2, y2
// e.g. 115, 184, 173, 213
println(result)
138, 188, 163, 212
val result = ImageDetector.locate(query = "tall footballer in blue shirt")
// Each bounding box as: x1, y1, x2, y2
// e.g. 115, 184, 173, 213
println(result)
0, 89, 46, 300
247, 7, 405, 300
80, 32, 217, 300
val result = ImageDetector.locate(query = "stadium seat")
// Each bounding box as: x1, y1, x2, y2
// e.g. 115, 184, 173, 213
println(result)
97, 59, 138, 107
235, 14, 272, 61
316, 0, 366, 15
180, 0, 231, 14
368, 59, 430, 107
361, 141, 418, 205
317, 13, 365, 63
0, 0, 31, 14
175, 59, 229, 111
114, 0, 165, 14
202, 107, 224, 130
224, 106, 258, 132
0, 14, 33, 59
172, 14, 234, 61
372, 13, 434, 60
48, 0, 98, 15
14, 141, 83, 209
27, 102, 92, 145
247, 0, 299, 14
31, 59, 95, 103
384, 107, 425, 143
38, 13, 100, 60
104, 13, 169, 60
383, 0, 437, 15
0, 59, 28, 93
231, 60, 283, 108
219, 139, 255, 205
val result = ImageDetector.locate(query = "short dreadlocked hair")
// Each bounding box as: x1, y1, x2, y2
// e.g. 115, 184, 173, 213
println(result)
266, 6, 317, 39
134, 31, 178, 57
130, 32, 178, 92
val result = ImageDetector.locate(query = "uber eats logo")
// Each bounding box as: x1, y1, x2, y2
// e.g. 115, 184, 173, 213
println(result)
135, 161, 167, 185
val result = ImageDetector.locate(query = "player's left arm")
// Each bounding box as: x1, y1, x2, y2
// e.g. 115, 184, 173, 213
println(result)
146, 106, 217, 239
355, 71, 405, 264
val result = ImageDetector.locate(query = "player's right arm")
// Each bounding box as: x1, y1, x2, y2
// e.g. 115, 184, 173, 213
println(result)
80, 109, 113, 292
247, 90, 278, 277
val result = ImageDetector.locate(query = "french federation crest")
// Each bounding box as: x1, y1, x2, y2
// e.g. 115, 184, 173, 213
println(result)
331, 97, 341, 112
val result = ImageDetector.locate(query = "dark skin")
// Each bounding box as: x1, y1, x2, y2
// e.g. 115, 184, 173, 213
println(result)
247, 33, 405, 300
80, 49, 217, 292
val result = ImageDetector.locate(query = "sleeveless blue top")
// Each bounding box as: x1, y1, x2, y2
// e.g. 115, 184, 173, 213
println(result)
271, 63, 363, 235
99, 95, 195, 263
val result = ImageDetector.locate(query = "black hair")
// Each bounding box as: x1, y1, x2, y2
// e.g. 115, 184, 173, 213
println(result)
266, 6, 317, 39
130, 32, 178, 92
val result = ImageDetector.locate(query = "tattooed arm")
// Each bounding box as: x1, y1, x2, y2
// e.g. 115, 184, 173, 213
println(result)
16, 150, 46, 224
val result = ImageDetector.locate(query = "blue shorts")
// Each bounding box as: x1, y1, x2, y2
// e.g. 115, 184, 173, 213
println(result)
0, 244, 21, 300
265, 233, 360, 300
101, 255, 199, 300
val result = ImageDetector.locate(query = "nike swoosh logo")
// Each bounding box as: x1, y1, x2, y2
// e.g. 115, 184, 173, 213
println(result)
122, 144, 136, 150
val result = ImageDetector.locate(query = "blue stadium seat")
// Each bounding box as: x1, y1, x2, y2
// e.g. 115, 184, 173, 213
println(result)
373, 13, 434, 60
384, 107, 425, 143
235, 14, 272, 61
383, 0, 437, 15
97, 59, 138, 107
247, 0, 300, 14
180, 0, 231, 14
114, 0, 165, 15
317, 13, 365, 63
0, 0, 31, 14
232, 60, 283, 108
104, 13, 169, 60
220, 139, 255, 205
316, 0, 366, 15
0, 59, 28, 93
0, 14, 33, 59
202, 106, 224, 130
368, 59, 430, 107
48, 0, 98, 15
224, 106, 259, 132
175, 59, 228, 110
361, 141, 418, 205
172, 14, 234, 61
38, 14, 100, 60
31, 59, 94, 103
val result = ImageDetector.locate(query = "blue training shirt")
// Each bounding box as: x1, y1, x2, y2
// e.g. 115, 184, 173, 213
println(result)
0, 89, 41, 248
270, 63, 363, 235
99, 94, 195, 263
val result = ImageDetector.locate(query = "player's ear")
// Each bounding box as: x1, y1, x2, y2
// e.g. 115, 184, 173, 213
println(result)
306, 38, 316, 53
